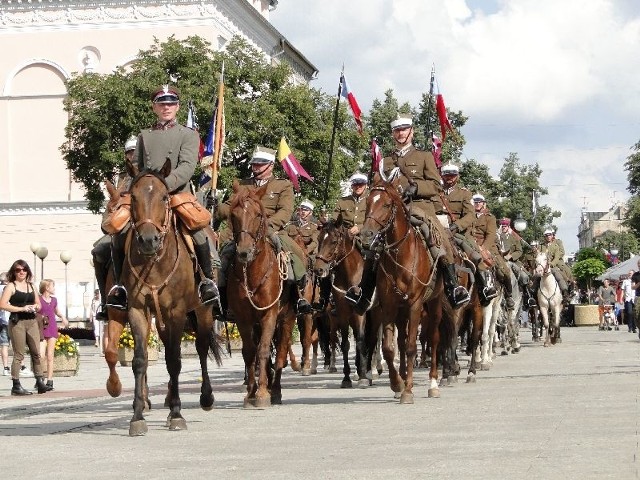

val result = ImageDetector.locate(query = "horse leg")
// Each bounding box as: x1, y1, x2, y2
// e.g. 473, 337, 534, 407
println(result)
255, 311, 277, 408
328, 318, 338, 373
352, 313, 369, 388
400, 305, 421, 404
396, 316, 408, 381
196, 323, 214, 411
271, 310, 295, 405
288, 344, 301, 372
382, 321, 403, 397
128, 310, 150, 436
426, 306, 442, 399
105, 315, 125, 397
298, 314, 313, 375
466, 304, 483, 383
310, 323, 319, 375
339, 324, 352, 388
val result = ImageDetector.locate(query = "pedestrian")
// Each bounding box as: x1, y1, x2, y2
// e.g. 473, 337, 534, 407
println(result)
39, 279, 69, 391
622, 270, 636, 333
0, 260, 48, 395
597, 279, 616, 330
630, 261, 640, 339
0, 272, 10, 376
89, 289, 103, 349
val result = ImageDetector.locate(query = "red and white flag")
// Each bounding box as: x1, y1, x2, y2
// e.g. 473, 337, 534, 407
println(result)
340, 74, 363, 135
432, 132, 442, 169
434, 77, 455, 141
370, 139, 383, 176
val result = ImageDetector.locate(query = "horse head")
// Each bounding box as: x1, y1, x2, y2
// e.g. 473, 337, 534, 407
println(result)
534, 252, 550, 277
229, 180, 268, 264
127, 158, 172, 256
314, 220, 346, 278
360, 173, 404, 250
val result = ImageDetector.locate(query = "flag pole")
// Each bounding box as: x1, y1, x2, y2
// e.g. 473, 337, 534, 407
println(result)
211, 60, 224, 197
425, 64, 435, 151
323, 66, 343, 207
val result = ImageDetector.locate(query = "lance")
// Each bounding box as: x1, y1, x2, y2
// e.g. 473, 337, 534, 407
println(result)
323, 67, 343, 208
425, 64, 436, 151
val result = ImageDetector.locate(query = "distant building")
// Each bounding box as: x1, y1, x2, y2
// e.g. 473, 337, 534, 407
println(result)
577, 203, 628, 250
0, 0, 316, 318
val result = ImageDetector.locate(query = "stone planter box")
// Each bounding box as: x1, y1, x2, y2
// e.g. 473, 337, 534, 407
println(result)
574, 305, 600, 326
181, 341, 198, 357
118, 347, 159, 366
53, 354, 79, 377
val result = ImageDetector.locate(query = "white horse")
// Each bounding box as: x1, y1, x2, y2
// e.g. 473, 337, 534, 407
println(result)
480, 282, 503, 370
499, 266, 523, 355
534, 252, 563, 346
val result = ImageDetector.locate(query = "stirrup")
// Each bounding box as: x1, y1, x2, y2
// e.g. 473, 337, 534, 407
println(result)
450, 286, 470, 308
296, 298, 313, 315
344, 286, 362, 306
482, 287, 498, 301
198, 279, 220, 305
527, 298, 537, 308
95, 304, 108, 321
106, 285, 127, 310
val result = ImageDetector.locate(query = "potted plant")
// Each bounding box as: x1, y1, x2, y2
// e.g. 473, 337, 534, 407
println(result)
224, 323, 243, 351
53, 334, 80, 376
181, 330, 197, 357
117, 327, 160, 366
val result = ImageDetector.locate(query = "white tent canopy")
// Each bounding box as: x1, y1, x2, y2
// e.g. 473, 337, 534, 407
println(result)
596, 255, 640, 282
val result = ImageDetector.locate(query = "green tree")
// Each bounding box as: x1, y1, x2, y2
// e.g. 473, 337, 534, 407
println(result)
572, 258, 607, 290
623, 140, 640, 236
575, 247, 607, 263
62, 35, 364, 212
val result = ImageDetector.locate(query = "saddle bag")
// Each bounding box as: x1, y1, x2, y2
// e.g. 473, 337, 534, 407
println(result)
170, 192, 211, 231
102, 193, 131, 235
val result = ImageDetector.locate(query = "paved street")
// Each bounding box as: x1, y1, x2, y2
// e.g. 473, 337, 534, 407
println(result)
1, 326, 638, 480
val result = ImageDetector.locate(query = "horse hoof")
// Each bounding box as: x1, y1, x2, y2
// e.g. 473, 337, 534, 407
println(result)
340, 379, 353, 389
447, 376, 458, 386
106, 379, 122, 398
200, 394, 214, 411
501, 350, 508, 356
399, 392, 414, 404
255, 396, 271, 408
377, 367, 383, 376
310, 367, 317, 375
427, 387, 440, 398
439, 377, 447, 388
512, 347, 520, 354
328, 366, 338, 373
301, 368, 311, 376
169, 417, 187, 431
290, 361, 301, 372
480, 362, 491, 371
556, 337, 562, 344
466, 374, 476, 383
357, 378, 369, 388
393, 391, 402, 399
243, 397, 257, 409
270, 393, 282, 405
129, 420, 148, 437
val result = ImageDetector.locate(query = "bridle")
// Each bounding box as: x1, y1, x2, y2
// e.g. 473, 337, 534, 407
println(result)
129, 174, 172, 255
364, 185, 409, 252
232, 198, 266, 259
315, 225, 356, 272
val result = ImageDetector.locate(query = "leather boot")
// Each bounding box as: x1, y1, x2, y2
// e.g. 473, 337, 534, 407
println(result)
295, 275, 313, 315
35, 376, 48, 394
502, 275, 515, 309
46, 380, 54, 391
443, 263, 470, 308
525, 285, 537, 308
194, 242, 221, 314
312, 276, 332, 311
11, 378, 32, 396
479, 270, 498, 304
346, 258, 376, 315
106, 238, 127, 310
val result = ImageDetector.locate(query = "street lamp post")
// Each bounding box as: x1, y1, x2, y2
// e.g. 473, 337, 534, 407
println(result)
36, 246, 48, 282
60, 251, 72, 320
513, 213, 527, 233
29, 242, 41, 283
610, 247, 619, 265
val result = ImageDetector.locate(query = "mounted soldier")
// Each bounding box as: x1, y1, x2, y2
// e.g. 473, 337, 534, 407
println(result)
97, 85, 221, 315
216, 146, 313, 317
345, 116, 470, 314
498, 218, 536, 308
436, 162, 498, 304
538, 227, 573, 303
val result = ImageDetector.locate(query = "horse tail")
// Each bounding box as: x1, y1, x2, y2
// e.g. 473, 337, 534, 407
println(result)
208, 329, 224, 367
315, 311, 331, 359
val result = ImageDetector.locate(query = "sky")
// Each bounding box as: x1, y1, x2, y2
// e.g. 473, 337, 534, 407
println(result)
270, 0, 640, 254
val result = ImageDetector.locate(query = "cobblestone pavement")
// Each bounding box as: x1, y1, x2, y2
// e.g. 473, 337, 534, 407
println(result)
0, 326, 638, 480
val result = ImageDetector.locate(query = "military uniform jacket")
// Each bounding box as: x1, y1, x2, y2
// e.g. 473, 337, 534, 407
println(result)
218, 175, 294, 233
498, 231, 523, 262
541, 238, 565, 267
435, 184, 475, 230
382, 146, 442, 200
334, 192, 369, 229
285, 220, 318, 255
466, 211, 499, 256
136, 123, 199, 193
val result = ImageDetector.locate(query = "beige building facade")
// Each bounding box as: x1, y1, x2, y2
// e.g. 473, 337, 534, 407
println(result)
0, 0, 315, 317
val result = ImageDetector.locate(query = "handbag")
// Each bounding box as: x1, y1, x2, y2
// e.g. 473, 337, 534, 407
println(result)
35, 312, 49, 330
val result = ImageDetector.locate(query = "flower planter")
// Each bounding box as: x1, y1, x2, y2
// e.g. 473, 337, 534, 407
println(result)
229, 338, 243, 352
53, 354, 79, 377
181, 341, 198, 357
118, 347, 159, 366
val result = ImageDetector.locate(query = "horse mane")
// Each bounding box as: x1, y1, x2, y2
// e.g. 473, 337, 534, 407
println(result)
130, 168, 169, 191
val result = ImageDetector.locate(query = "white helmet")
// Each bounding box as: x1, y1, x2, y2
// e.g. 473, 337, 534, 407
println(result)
124, 136, 137, 152
543, 228, 555, 235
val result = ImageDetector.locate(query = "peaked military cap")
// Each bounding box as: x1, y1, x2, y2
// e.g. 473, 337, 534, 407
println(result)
151, 85, 180, 103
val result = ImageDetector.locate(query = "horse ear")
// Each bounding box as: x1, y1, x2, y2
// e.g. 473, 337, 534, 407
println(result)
125, 158, 138, 179
160, 158, 172, 179
232, 179, 240, 193
372, 172, 382, 184
105, 180, 117, 200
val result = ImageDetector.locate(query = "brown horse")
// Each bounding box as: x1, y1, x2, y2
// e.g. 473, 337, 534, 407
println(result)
314, 220, 370, 388
360, 175, 441, 403
227, 181, 297, 407
114, 159, 222, 436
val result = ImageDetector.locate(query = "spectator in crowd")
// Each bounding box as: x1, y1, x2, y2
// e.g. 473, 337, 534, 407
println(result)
89, 289, 104, 350
39, 279, 68, 391
622, 270, 636, 333
597, 279, 616, 330
630, 261, 640, 339
0, 272, 9, 376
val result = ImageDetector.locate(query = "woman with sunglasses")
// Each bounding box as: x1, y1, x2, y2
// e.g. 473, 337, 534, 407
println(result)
0, 260, 48, 395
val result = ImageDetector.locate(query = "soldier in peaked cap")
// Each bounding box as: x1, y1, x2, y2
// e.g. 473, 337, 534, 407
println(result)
538, 227, 573, 303
216, 146, 313, 316
103, 85, 221, 314
498, 217, 536, 307
287, 199, 319, 257
333, 172, 369, 237
346, 115, 470, 314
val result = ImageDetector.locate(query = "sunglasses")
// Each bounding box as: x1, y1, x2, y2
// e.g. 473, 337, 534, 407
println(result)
14, 267, 26, 273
